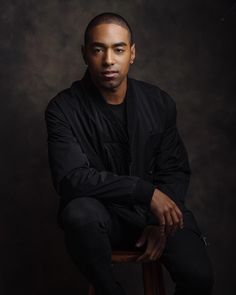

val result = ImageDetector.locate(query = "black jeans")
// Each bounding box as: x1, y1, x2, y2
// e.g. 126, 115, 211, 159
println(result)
60, 197, 214, 295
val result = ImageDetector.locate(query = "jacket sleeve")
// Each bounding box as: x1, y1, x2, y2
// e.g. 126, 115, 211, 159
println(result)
146, 91, 191, 225
45, 99, 155, 208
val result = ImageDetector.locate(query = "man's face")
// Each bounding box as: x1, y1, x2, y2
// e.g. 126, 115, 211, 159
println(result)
82, 23, 135, 91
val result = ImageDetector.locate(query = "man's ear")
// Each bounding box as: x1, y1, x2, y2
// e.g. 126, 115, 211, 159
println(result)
130, 43, 136, 64
81, 45, 87, 65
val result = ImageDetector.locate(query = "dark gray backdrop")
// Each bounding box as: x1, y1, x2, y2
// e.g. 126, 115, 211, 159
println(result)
1, 0, 235, 294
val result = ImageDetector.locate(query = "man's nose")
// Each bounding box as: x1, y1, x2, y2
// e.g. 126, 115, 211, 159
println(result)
103, 49, 114, 66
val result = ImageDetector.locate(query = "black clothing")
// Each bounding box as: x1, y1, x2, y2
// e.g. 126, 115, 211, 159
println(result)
106, 97, 152, 220
62, 197, 214, 295
45, 70, 191, 225
105, 98, 129, 176
45, 70, 214, 294
106, 99, 128, 130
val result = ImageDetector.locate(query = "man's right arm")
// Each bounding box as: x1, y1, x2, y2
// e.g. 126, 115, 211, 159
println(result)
45, 99, 155, 207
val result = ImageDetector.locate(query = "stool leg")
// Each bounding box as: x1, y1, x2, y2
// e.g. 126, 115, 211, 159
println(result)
142, 262, 155, 295
153, 262, 166, 295
142, 261, 166, 295
88, 285, 95, 295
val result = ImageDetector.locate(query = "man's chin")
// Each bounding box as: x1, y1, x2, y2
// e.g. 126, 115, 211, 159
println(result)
99, 79, 120, 91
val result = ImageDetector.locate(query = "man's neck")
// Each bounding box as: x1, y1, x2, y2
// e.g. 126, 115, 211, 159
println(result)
99, 79, 127, 105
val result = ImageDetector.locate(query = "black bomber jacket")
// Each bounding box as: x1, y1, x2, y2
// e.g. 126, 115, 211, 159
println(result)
45, 70, 191, 225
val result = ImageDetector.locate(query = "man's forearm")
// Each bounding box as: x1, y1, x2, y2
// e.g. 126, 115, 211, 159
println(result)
59, 167, 156, 207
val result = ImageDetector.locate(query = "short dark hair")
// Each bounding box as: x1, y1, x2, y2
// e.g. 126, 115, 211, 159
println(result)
84, 12, 134, 46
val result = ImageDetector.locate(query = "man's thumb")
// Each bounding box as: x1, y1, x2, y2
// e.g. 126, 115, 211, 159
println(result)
135, 234, 146, 247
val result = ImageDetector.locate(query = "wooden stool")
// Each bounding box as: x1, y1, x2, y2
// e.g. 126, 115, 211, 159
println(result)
88, 250, 166, 295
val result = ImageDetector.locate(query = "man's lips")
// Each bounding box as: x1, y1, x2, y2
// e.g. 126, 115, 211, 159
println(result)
101, 71, 118, 79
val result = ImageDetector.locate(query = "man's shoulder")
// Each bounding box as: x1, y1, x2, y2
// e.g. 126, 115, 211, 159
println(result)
128, 77, 176, 108
129, 76, 161, 92
45, 81, 80, 113
49, 87, 71, 104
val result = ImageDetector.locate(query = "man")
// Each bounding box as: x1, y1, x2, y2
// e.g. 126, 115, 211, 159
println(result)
45, 12, 214, 295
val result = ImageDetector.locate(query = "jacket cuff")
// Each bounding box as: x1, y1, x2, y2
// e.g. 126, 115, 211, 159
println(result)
133, 179, 156, 204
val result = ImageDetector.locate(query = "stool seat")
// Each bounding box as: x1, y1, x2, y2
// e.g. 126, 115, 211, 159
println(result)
88, 249, 166, 295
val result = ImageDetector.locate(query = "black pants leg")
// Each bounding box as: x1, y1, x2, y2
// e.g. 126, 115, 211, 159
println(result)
161, 228, 214, 295
160, 208, 214, 295
60, 197, 214, 295
60, 197, 141, 295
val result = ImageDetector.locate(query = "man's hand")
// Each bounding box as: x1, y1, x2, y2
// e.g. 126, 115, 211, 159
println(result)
135, 225, 166, 262
150, 188, 183, 236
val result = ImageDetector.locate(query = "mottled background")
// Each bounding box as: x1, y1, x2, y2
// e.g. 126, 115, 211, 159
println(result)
1, 0, 235, 294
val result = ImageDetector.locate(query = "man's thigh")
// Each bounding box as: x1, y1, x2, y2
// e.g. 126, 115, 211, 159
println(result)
104, 202, 145, 249
60, 197, 144, 250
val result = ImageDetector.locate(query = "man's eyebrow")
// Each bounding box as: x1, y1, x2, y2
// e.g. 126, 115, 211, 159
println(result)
89, 42, 128, 47
89, 42, 105, 47
112, 42, 128, 47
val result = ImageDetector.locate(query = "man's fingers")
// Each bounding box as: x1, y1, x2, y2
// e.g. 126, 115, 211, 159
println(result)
144, 231, 166, 261
150, 242, 162, 260
137, 237, 159, 262
164, 211, 173, 236
137, 237, 166, 262
154, 239, 166, 260
150, 236, 166, 260
135, 232, 146, 247
169, 210, 180, 235
158, 214, 166, 235
136, 253, 147, 262
148, 239, 161, 260
174, 205, 184, 228
136, 249, 152, 262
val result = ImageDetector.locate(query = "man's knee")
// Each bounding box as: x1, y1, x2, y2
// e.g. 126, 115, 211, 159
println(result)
61, 197, 111, 230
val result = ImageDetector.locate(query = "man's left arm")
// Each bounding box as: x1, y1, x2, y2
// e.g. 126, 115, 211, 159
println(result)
135, 91, 190, 259
146, 91, 191, 225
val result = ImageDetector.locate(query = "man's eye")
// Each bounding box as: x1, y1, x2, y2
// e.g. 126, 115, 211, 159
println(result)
115, 48, 125, 53
93, 48, 103, 53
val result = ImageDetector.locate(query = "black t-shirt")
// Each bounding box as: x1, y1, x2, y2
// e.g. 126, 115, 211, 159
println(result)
106, 98, 128, 130
106, 98, 129, 174
106, 98, 148, 218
